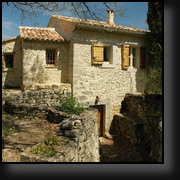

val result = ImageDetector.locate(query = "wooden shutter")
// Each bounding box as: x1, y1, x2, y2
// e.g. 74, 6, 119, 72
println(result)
140, 47, 146, 69
92, 46, 104, 64
121, 45, 130, 70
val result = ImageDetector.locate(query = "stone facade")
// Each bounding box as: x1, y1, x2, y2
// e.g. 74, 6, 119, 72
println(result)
22, 40, 70, 89
2, 38, 71, 89
2, 38, 22, 88
70, 29, 147, 137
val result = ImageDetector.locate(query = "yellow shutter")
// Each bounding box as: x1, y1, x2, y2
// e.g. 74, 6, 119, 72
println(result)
121, 45, 130, 69
92, 46, 104, 64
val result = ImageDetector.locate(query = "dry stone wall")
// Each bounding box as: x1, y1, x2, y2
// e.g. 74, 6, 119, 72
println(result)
110, 93, 162, 162
3, 87, 71, 108
3, 95, 99, 162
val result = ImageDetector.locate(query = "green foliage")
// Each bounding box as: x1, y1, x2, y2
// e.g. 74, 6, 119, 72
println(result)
146, 2, 163, 94
2, 121, 18, 137
44, 136, 59, 146
145, 68, 162, 94
31, 143, 57, 157
58, 95, 84, 115
147, 2, 163, 69
31, 136, 60, 157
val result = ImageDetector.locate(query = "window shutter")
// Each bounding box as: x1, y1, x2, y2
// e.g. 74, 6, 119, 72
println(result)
121, 45, 130, 69
92, 46, 104, 64
140, 47, 146, 69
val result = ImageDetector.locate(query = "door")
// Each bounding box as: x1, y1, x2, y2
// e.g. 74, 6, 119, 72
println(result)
91, 105, 105, 137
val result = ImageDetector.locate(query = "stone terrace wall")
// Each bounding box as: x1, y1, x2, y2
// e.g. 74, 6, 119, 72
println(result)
3, 86, 71, 107
20, 108, 99, 162
110, 93, 162, 162
3, 98, 99, 162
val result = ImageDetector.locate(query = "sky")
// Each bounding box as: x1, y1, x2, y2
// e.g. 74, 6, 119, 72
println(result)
2, 2, 148, 40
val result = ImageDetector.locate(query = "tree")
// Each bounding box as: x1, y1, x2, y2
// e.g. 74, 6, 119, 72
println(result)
145, 2, 163, 94
147, 2, 162, 68
2, 2, 125, 20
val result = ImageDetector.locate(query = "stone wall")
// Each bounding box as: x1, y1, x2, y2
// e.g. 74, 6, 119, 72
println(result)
3, 97, 99, 162
2, 38, 22, 88
3, 87, 71, 108
71, 28, 147, 136
110, 93, 162, 162
22, 40, 69, 89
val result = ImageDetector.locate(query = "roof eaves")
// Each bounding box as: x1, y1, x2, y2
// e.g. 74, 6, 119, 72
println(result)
75, 24, 149, 35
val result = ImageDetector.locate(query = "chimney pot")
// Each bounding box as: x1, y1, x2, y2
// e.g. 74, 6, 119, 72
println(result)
107, 9, 114, 25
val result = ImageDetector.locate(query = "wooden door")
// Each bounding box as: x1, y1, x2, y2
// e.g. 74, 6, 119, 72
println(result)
92, 105, 105, 137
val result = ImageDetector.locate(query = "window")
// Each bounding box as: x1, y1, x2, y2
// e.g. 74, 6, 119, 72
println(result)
46, 49, 56, 65
132, 47, 137, 67
3, 53, 14, 68
121, 45, 146, 70
92, 45, 112, 65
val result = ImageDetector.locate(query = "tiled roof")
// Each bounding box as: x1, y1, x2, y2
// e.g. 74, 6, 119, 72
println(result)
52, 15, 149, 34
19, 26, 64, 42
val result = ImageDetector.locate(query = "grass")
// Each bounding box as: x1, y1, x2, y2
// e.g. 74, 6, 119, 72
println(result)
31, 143, 57, 157
31, 136, 59, 157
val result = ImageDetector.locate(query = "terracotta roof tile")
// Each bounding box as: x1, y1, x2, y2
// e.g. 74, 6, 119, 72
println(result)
52, 15, 149, 34
19, 26, 64, 42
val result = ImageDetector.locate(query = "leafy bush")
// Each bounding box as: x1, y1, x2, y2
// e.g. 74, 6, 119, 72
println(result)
145, 68, 162, 94
58, 95, 84, 115
44, 136, 59, 146
31, 143, 57, 157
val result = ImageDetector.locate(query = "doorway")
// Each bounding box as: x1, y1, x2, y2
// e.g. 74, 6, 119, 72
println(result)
91, 105, 105, 137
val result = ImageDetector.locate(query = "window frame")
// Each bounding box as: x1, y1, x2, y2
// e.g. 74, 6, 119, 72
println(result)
121, 45, 142, 70
46, 49, 57, 67
129, 46, 139, 68
91, 44, 112, 65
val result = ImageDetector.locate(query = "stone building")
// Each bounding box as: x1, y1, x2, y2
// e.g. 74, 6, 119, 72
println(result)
2, 11, 149, 138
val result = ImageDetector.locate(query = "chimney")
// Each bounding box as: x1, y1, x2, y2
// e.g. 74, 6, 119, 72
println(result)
107, 10, 114, 25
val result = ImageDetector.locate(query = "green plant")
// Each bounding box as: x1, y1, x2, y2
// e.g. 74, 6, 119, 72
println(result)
31, 143, 57, 157
145, 68, 162, 94
44, 136, 59, 146
58, 95, 84, 115
2, 121, 18, 137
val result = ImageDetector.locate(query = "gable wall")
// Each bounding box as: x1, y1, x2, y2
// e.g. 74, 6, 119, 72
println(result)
48, 17, 75, 41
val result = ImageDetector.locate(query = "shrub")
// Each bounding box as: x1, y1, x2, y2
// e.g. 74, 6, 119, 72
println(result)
31, 143, 57, 157
58, 95, 84, 115
44, 136, 59, 146
144, 68, 162, 94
